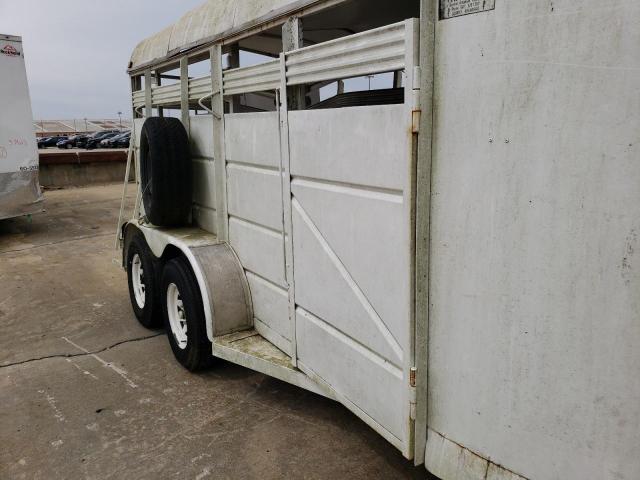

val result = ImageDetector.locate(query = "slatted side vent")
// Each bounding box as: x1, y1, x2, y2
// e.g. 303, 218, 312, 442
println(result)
133, 20, 412, 110
223, 60, 280, 96
285, 21, 407, 86
132, 90, 145, 108
188, 76, 213, 102
151, 83, 181, 107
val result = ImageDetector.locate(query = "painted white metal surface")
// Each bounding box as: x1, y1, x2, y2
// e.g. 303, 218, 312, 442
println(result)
223, 60, 280, 96
285, 21, 407, 86
128, 14, 419, 464
132, 89, 145, 108
151, 83, 181, 107
426, 1, 640, 479
288, 104, 415, 455
188, 76, 212, 102
224, 111, 292, 354
123, 3, 640, 475
189, 115, 217, 235
0, 34, 44, 220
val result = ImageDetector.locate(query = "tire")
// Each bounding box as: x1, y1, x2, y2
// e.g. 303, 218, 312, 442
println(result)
126, 234, 162, 328
140, 117, 192, 227
161, 257, 212, 371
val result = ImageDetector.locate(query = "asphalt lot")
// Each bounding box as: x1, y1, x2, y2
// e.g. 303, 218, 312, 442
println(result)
0, 184, 431, 480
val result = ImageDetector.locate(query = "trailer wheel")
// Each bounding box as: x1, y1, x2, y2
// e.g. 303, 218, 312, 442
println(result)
161, 256, 212, 371
139, 117, 192, 227
126, 234, 162, 328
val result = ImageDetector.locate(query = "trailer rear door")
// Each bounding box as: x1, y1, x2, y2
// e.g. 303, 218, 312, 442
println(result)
288, 101, 416, 456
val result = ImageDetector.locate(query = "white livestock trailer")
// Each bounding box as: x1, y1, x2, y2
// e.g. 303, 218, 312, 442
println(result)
118, 2, 639, 479
0, 34, 43, 220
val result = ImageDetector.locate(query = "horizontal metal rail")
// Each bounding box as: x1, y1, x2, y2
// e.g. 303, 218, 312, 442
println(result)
285, 21, 407, 86
223, 59, 280, 96
132, 90, 145, 108
188, 76, 213, 102
151, 83, 181, 106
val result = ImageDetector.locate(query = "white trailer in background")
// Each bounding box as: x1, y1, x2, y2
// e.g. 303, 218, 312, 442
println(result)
118, 2, 639, 479
0, 34, 43, 220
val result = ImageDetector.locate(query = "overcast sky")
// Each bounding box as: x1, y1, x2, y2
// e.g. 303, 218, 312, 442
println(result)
0, 0, 205, 120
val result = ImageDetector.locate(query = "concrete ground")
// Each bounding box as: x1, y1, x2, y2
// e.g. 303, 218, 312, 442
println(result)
0, 184, 433, 480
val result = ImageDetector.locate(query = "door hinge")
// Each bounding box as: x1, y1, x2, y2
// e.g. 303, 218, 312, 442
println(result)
412, 109, 421, 134
409, 367, 417, 420
413, 66, 421, 90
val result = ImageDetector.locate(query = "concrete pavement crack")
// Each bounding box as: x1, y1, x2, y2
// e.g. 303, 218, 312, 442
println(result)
0, 332, 164, 369
0, 232, 114, 256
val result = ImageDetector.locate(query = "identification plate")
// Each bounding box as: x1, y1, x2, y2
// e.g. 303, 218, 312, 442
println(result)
440, 0, 496, 20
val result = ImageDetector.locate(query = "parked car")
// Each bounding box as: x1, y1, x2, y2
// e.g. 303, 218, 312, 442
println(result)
99, 132, 123, 148
37, 136, 67, 148
102, 131, 130, 148
113, 133, 131, 149
84, 130, 119, 150
76, 130, 119, 149
56, 134, 87, 149
86, 132, 120, 150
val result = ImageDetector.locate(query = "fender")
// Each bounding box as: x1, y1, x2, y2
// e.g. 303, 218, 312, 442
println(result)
123, 222, 253, 342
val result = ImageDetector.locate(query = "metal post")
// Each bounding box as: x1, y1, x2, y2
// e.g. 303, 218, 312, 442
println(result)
413, 2, 437, 466
144, 70, 152, 118
227, 45, 241, 113
154, 71, 164, 117
282, 16, 305, 110
130, 75, 141, 188
278, 53, 298, 367
394, 71, 404, 88
180, 57, 190, 131
211, 44, 228, 242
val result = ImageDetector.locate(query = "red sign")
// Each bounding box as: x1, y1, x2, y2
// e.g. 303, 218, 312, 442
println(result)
1, 44, 20, 56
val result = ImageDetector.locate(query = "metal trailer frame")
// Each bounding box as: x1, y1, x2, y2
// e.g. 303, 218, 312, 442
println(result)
118, 0, 640, 480
120, 1, 433, 465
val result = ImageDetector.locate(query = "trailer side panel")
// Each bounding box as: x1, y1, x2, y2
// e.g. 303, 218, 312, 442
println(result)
427, 1, 640, 479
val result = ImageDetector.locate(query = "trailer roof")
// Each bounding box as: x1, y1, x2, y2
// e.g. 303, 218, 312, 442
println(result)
128, 0, 322, 73
1, 34, 22, 42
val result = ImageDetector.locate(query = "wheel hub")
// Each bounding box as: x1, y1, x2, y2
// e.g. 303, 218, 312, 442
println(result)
131, 253, 146, 309
167, 283, 188, 349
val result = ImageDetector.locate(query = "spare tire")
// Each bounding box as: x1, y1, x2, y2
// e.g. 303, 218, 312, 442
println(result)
139, 117, 192, 226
